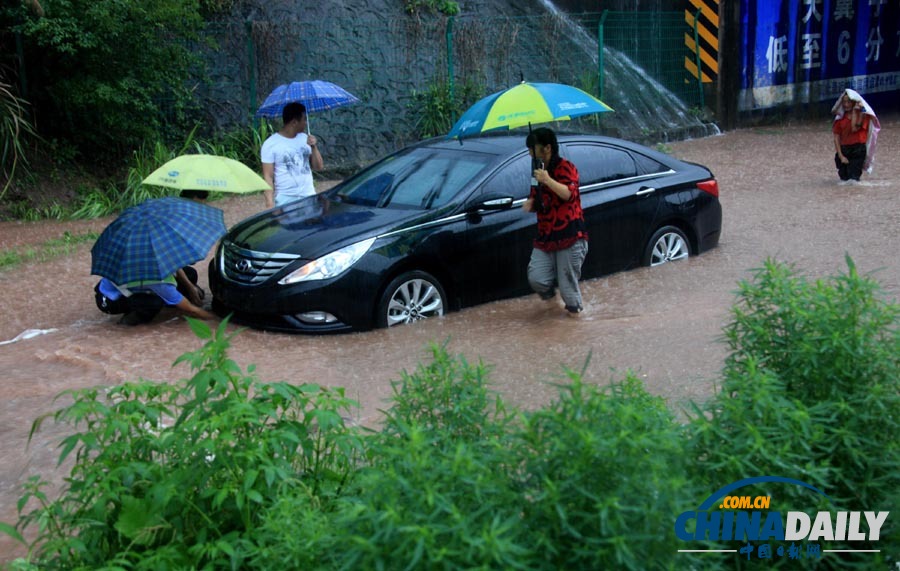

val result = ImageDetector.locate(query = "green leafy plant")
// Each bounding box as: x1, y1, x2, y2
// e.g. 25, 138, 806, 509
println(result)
0, 81, 39, 201
6, 318, 362, 570
655, 143, 674, 154
252, 342, 524, 570
4, 258, 899, 569
409, 81, 459, 139
686, 256, 900, 569
4, 0, 207, 160
516, 371, 696, 570
404, 0, 460, 16
409, 79, 484, 140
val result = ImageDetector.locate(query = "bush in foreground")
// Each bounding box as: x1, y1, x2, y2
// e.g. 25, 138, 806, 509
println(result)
3, 256, 898, 570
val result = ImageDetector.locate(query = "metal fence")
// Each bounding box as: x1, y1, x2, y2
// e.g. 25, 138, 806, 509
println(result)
192, 10, 707, 171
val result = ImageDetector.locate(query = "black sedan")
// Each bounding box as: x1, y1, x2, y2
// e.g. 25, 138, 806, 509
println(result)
209, 134, 721, 333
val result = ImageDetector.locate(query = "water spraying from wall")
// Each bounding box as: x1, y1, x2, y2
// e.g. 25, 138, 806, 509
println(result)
537, 0, 720, 142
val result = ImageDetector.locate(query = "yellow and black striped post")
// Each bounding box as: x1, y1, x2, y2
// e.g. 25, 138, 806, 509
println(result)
685, 0, 719, 83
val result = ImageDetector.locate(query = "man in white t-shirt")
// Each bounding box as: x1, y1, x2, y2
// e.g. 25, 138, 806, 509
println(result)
261, 102, 324, 209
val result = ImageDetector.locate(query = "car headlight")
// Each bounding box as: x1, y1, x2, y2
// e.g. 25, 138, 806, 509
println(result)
277, 237, 376, 285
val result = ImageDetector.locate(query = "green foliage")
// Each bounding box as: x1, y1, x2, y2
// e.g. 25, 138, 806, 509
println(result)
328, 343, 524, 570
409, 79, 483, 139
516, 371, 695, 570
198, 0, 238, 16
686, 256, 900, 568
655, 143, 673, 154
8, 318, 362, 569
381, 340, 513, 441
4, 257, 899, 569
0, 230, 98, 270
66, 123, 269, 220
409, 81, 458, 139
0, 81, 39, 200
404, 0, 460, 16
3, 0, 207, 160
257, 348, 697, 570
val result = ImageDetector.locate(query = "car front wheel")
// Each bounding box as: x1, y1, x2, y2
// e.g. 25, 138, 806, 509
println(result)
643, 226, 690, 267
377, 270, 446, 328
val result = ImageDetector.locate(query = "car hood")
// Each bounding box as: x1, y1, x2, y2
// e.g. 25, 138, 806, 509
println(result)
225, 194, 428, 258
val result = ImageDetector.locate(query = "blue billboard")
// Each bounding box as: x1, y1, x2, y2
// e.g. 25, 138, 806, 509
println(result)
739, 0, 900, 110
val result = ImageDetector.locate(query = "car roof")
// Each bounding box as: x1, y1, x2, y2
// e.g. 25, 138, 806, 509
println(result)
418, 132, 678, 165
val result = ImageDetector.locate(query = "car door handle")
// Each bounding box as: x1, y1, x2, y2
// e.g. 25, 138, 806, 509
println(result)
480, 197, 514, 210
635, 187, 657, 196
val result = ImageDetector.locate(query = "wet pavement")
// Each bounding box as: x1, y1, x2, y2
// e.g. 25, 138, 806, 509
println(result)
1, 117, 898, 561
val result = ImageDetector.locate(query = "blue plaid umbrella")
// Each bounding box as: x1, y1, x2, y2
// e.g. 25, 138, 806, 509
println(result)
91, 197, 226, 285
255, 80, 360, 119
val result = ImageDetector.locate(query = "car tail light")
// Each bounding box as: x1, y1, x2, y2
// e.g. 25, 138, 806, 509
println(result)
697, 179, 719, 198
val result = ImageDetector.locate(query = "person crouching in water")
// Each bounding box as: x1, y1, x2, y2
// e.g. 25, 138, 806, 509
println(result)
94, 267, 216, 325
522, 127, 588, 317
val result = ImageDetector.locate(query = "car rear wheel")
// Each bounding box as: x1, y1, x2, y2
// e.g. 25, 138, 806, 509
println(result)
377, 271, 446, 328
643, 226, 690, 267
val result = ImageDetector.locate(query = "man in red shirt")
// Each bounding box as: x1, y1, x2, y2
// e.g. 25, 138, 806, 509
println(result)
522, 128, 589, 317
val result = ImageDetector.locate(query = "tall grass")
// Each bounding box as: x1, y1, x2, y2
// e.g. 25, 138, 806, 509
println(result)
66, 122, 272, 220
0, 231, 99, 270
1, 81, 39, 201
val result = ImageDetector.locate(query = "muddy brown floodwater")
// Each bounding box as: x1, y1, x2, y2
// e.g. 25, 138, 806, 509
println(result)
1, 118, 899, 561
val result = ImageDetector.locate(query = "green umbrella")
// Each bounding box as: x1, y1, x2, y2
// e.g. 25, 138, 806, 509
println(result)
142, 154, 271, 194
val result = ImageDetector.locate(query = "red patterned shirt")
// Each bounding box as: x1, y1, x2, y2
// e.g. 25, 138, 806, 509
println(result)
529, 157, 588, 252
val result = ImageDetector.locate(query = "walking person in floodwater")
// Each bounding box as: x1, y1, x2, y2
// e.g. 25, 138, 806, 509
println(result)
522, 127, 589, 317
831, 88, 880, 184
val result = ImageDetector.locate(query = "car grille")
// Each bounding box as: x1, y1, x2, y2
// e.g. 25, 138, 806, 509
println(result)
220, 241, 301, 286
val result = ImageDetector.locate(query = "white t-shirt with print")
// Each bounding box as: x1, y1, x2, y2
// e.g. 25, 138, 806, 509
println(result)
260, 132, 315, 205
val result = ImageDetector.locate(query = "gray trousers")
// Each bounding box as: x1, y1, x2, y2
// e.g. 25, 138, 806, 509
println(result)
527, 239, 588, 312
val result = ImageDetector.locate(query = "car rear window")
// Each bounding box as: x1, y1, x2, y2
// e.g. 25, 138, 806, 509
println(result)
336, 147, 492, 209
565, 144, 638, 185
632, 152, 670, 175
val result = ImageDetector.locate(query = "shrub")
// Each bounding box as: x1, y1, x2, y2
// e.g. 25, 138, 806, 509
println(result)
686, 256, 900, 569
6, 318, 362, 570
253, 342, 526, 570
515, 371, 697, 570
3, 0, 207, 160
4, 257, 898, 570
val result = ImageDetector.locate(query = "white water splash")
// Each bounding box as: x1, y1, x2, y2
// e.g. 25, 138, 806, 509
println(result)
536, 0, 720, 141
0, 328, 58, 346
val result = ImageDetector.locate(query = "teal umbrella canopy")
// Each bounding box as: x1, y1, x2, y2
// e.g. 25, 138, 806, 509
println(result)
447, 82, 613, 139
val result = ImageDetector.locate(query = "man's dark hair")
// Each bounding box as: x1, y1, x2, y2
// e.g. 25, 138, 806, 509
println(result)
282, 102, 307, 125
180, 189, 209, 201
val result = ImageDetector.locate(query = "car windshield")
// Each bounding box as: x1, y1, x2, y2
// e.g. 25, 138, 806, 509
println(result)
334, 147, 493, 209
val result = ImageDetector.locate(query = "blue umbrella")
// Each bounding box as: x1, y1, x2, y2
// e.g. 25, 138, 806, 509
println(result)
446, 82, 613, 139
91, 197, 226, 285
255, 80, 361, 119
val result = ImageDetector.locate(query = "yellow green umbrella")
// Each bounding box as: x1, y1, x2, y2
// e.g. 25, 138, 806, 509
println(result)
447, 82, 613, 139
142, 154, 271, 194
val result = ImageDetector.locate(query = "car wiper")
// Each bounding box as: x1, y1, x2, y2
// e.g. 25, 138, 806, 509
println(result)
421, 170, 451, 209
421, 185, 441, 209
